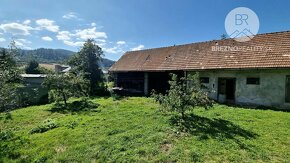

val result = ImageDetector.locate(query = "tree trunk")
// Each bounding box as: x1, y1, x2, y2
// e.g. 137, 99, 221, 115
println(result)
61, 90, 67, 107
181, 111, 185, 120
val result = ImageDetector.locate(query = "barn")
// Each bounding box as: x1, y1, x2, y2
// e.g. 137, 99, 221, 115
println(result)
109, 31, 290, 108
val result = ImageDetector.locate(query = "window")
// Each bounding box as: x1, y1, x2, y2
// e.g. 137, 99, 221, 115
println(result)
200, 77, 209, 84
246, 77, 260, 85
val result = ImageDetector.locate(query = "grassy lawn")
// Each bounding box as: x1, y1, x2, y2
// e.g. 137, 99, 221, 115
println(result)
0, 97, 289, 162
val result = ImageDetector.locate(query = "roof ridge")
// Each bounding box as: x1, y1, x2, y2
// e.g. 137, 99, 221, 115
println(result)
126, 30, 290, 53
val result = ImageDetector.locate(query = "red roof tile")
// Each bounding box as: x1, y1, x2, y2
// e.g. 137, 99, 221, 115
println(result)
110, 31, 290, 72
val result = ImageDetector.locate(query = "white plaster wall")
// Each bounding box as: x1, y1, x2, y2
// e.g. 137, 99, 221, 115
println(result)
189, 69, 290, 108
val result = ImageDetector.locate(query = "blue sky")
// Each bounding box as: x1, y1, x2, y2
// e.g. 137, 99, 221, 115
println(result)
0, 0, 290, 61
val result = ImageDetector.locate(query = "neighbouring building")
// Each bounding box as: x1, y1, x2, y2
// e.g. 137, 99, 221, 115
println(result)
21, 74, 47, 85
38, 63, 71, 73
109, 31, 290, 109
54, 64, 71, 73
20, 74, 48, 105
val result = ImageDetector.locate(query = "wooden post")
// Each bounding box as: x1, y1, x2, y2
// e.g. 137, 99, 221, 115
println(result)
144, 72, 149, 96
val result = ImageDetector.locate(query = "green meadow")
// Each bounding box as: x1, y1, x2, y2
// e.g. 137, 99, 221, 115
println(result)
1, 97, 289, 162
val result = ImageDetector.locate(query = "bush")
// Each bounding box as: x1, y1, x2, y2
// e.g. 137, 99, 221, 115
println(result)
111, 93, 123, 101
66, 121, 79, 129
30, 119, 58, 134
0, 129, 27, 160
50, 97, 100, 113
70, 97, 99, 111
0, 129, 14, 141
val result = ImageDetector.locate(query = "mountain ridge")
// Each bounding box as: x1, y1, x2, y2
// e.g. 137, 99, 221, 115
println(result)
1, 47, 115, 69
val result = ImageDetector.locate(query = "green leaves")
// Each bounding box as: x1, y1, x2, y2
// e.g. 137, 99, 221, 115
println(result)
0, 41, 22, 111
30, 119, 58, 134
67, 39, 105, 95
152, 73, 213, 119
25, 60, 41, 74
43, 73, 89, 106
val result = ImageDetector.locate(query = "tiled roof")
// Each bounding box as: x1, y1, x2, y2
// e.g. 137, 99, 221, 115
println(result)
109, 31, 290, 72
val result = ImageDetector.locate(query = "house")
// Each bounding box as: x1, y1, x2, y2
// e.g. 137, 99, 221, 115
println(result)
109, 31, 290, 108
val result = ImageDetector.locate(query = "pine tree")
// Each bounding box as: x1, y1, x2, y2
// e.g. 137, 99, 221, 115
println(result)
25, 60, 40, 74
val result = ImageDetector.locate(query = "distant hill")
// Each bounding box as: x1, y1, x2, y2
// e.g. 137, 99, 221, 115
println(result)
18, 48, 75, 63
15, 48, 115, 69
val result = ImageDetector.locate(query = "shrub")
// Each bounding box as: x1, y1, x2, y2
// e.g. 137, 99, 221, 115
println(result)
0, 129, 14, 141
30, 119, 58, 134
50, 97, 99, 113
0, 129, 27, 160
66, 121, 79, 129
111, 93, 123, 101
71, 97, 98, 110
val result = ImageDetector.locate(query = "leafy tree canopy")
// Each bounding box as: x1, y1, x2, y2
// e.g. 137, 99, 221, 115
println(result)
0, 41, 22, 111
43, 73, 89, 107
68, 39, 106, 95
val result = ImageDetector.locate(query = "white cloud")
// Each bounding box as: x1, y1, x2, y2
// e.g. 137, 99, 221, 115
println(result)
55, 25, 107, 47
16, 38, 31, 44
103, 41, 128, 54
63, 12, 79, 20
91, 22, 96, 27
0, 38, 5, 42
103, 46, 124, 54
36, 19, 59, 32
23, 19, 31, 25
102, 41, 127, 54
103, 47, 117, 54
117, 41, 126, 45
75, 27, 107, 40
15, 39, 32, 49
56, 31, 72, 41
0, 22, 33, 35
15, 40, 24, 46
131, 44, 144, 51
42, 36, 53, 41
96, 39, 106, 43
63, 40, 85, 47
58, 28, 107, 47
